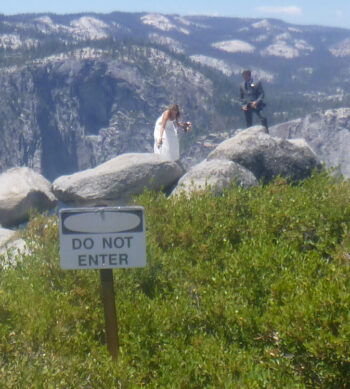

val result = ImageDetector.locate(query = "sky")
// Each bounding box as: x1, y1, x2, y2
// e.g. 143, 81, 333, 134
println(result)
1, 0, 350, 30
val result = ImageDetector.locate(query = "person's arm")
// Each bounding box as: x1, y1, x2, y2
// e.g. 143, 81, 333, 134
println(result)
240, 84, 248, 110
157, 110, 170, 147
175, 118, 192, 132
251, 82, 264, 108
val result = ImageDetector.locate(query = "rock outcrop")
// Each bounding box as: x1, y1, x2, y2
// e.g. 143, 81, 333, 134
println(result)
270, 108, 350, 178
207, 126, 321, 183
171, 126, 321, 196
53, 153, 185, 205
0, 228, 17, 247
0, 227, 28, 269
172, 159, 258, 196
0, 167, 57, 227
0, 129, 323, 226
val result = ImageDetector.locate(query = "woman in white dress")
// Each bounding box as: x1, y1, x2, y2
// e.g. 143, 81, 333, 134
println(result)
154, 104, 191, 161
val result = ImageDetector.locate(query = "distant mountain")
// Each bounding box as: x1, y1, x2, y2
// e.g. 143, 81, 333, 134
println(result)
1, 12, 350, 179
2, 12, 350, 91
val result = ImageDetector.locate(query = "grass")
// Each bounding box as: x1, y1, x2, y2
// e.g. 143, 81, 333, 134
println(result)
1, 171, 350, 388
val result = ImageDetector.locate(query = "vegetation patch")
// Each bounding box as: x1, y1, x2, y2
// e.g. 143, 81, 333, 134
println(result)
1, 171, 350, 388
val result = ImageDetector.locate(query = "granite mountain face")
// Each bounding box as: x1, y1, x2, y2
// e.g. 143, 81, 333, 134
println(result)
0, 45, 226, 180
1, 12, 350, 179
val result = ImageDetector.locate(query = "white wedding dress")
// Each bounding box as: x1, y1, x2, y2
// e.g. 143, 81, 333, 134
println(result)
153, 113, 180, 161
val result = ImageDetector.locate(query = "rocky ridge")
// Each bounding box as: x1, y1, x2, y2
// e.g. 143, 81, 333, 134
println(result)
2, 12, 350, 92
270, 108, 350, 178
0, 126, 321, 231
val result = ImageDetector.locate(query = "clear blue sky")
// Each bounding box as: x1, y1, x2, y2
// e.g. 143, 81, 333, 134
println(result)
2, 1, 350, 30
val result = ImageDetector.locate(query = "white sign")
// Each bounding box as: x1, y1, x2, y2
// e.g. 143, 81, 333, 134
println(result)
59, 206, 146, 269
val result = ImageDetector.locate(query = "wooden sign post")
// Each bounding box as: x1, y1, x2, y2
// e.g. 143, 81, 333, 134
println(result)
100, 268, 119, 360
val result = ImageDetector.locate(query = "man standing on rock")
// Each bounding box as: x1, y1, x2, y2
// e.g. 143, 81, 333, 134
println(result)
239, 69, 268, 132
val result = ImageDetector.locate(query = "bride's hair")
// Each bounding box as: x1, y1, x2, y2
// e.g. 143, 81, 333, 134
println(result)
168, 104, 180, 119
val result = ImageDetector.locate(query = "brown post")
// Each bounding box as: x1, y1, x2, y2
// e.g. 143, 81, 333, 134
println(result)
100, 269, 119, 361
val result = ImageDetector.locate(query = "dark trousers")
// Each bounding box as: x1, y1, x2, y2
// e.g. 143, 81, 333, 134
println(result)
244, 107, 268, 133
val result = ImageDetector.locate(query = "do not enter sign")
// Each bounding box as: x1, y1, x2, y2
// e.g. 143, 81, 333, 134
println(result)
59, 206, 146, 270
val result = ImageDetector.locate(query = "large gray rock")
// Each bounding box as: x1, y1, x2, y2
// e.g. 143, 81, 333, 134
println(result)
0, 227, 17, 247
172, 159, 258, 196
270, 108, 350, 178
0, 167, 57, 227
0, 227, 28, 269
53, 153, 185, 205
181, 129, 238, 170
207, 126, 321, 182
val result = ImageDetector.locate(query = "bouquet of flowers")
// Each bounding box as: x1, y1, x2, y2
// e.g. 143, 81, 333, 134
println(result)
182, 121, 192, 132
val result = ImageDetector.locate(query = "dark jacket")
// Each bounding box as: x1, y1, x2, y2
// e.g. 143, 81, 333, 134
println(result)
239, 79, 265, 109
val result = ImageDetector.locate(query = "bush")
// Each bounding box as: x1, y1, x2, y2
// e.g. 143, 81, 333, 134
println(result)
1, 171, 350, 388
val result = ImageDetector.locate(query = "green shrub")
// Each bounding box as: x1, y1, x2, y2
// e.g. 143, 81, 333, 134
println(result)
1, 171, 350, 388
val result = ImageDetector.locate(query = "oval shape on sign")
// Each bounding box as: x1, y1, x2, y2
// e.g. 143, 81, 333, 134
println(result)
63, 212, 141, 233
